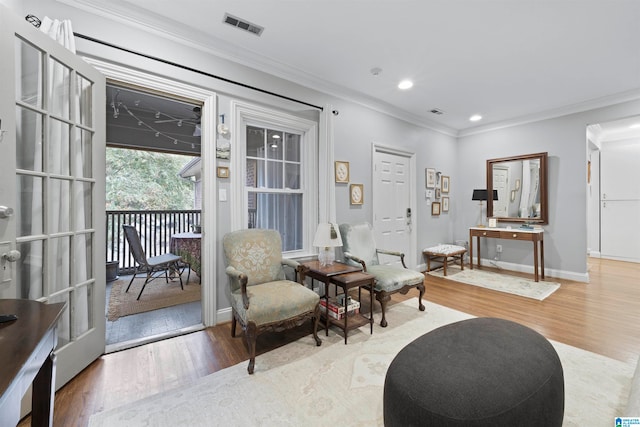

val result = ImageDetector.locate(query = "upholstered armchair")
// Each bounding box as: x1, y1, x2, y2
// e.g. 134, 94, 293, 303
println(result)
223, 229, 322, 374
339, 222, 425, 327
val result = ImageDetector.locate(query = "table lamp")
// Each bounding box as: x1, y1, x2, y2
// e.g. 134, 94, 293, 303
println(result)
313, 222, 343, 266
472, 189, 498, 227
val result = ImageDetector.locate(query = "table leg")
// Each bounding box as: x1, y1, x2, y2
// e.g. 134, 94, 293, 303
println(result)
324, 280, 330, 336
477, 236, 482, 268
540, 239, 545, 279
443, 256, 447, 276
32, 351, 56, 427
369, 282, 373, 335
469, 231, 474, 269
533, 241, 539, 282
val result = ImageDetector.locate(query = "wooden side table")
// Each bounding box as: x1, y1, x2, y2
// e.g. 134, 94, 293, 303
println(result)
329, 271, 375, 344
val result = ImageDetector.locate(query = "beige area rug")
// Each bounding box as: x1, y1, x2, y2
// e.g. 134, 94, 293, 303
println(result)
429, 265, 561, 300
107, 277, 201, 321
90, 299, 636, 426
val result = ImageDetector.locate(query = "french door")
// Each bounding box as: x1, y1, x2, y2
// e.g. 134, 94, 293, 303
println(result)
0, 5, 106, 395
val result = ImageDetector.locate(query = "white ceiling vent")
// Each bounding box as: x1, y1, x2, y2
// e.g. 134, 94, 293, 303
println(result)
223, 13, 264, 36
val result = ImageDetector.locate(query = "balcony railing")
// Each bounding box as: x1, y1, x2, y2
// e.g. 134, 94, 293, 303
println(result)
107, 210, 201, 275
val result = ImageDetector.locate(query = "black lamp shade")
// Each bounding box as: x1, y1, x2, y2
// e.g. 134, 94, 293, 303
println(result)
472, 189, 498, 201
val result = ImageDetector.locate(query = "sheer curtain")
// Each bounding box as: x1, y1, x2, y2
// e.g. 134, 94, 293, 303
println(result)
39, 17, 89, 341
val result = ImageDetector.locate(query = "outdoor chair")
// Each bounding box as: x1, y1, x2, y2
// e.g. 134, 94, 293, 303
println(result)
223, 228, 322, 374
339, 222, 425, 327
122, 224, 184, 300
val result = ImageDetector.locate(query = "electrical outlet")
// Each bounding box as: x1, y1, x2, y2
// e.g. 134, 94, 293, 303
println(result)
496, 244, 503, 253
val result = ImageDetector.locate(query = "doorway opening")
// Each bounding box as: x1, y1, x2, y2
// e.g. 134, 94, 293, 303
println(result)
105, 83, 203, 352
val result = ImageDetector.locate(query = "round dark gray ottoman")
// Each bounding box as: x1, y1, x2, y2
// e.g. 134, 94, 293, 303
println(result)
384, 318, 564, 426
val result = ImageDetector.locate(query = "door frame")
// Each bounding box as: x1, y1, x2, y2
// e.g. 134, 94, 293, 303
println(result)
83, 58, 218, 327
371, 143, 417, 268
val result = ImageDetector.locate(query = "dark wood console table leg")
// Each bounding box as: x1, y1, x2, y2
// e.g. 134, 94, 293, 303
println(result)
32, 352, 56, 427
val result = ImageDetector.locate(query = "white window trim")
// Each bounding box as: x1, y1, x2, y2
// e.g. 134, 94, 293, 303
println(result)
230, 100, 319, 257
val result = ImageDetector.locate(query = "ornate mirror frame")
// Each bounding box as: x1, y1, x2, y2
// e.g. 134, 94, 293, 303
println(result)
486, 152, 548, 224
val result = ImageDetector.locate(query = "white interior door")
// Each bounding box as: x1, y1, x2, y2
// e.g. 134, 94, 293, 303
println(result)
372, 149, 414, 267
492, 166, 509, 217
0, 6, 106, 393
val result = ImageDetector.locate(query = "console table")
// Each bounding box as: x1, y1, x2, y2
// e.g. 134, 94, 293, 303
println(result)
0, 299, 65, 427
469, 227, 545, 282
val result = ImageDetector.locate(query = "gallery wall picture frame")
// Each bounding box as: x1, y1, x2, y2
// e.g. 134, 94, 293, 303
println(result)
426, 168, 436, 188
431, 201, 441, 215
435, 188, 441, 199
217, 166, 229, 178
350, 183, 364, 205
441, 176, 450, 193
335, 161, 350, 183
442, 197, 449, 212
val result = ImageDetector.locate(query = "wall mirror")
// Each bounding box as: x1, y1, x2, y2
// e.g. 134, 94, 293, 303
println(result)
487, 152, 548, 224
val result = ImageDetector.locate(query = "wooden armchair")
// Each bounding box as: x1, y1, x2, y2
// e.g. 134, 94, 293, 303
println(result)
222, 229, 322, 374
339, 222, 425, 327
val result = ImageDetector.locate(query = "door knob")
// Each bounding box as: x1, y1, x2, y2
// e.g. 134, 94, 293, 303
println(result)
0, 206, 14, 219
2, 250, 21, 262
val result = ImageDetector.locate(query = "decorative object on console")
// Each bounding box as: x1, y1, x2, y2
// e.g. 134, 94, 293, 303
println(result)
335, 161, 350, 183
313, 223, 343, 266
350, 184, 364, 205
472, 189, 498, 226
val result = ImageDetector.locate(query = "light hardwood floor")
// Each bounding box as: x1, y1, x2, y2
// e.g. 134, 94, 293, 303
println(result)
19, 258, 640, 426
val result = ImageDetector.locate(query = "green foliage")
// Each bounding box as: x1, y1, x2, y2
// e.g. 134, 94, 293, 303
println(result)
106, 148, 196, 210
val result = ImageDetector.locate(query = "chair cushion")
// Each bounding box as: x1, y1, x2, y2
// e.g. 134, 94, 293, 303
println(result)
368, 265, 424, 293
423, 244, 466, 255
223, 229, 285, 286
147, 253, 182, 267
230, 280, 320, 326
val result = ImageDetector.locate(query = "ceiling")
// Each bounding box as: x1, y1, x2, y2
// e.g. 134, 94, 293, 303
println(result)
75, 0, 640, 135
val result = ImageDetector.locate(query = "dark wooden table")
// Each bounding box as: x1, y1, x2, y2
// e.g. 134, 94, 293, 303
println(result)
0, 299, 65, 427
300, 261, 373, 343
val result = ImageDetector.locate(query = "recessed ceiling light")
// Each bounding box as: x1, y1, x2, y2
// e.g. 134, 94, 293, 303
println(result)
398, 80, 413, 90
469, 114, 483, 122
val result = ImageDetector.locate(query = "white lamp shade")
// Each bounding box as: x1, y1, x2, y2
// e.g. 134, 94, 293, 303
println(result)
313, 223, 343, 248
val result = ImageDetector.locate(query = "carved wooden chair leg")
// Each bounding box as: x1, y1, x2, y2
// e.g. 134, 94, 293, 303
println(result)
312, 305, 322, 346
417, 283, 426, 311
231, 311, 237, 337
245, 322, 257, 374
376, 291, 391, 327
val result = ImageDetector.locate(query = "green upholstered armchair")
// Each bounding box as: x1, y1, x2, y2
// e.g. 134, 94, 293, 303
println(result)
223, 229, 322, 374
339, 222, 425, 327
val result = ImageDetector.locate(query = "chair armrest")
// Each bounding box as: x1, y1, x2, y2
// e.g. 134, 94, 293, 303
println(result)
281, 258, 303, 282
225, 266, 249, 309
376, 249, 408, 268
343, 251, 368, 272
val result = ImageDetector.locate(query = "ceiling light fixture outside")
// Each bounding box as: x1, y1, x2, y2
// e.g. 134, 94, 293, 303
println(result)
469, 114, 483, 122
398, 80, 413, 90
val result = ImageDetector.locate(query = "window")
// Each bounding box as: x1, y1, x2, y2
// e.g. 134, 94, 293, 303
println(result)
231, 101, 318, 256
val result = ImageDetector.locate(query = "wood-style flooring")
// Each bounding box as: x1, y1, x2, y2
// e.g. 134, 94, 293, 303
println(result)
19, 258, 640, 426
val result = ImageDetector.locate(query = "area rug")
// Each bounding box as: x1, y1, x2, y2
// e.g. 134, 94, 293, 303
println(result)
107, 277, 201, 321
89, 299, 636, 426
428, 265, 560, 300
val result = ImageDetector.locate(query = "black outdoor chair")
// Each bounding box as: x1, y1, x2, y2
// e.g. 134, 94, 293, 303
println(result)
122, 224, 184, 300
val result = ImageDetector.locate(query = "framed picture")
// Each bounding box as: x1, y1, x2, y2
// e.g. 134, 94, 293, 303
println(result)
431, 201, 441, 215
435, 188, 441, 199
425, 168, 436, 188
335, 161, 350, 183
217, 166, 229, 178
441, 176, 450, 193
350, 184, 364, 205
442, 197, 449, 212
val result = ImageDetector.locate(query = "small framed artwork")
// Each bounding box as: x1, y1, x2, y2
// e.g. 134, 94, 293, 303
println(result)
441, 176, 450, 193
350, 184, 364, 205
431, 201, 441, 215
435, 188, 441, 199
442, 197, 449, 212
425, 168, 436, 188
217, 166, 229, 178
335, 161, 350, 183
515, 179, 521, 191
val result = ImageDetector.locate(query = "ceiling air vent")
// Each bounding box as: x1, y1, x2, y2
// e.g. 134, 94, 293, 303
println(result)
430, 108, 445, 115
223, 13, 264, 36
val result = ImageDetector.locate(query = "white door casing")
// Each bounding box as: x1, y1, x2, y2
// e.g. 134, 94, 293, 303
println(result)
372, 145, 417, 268
0, 5, 106, 393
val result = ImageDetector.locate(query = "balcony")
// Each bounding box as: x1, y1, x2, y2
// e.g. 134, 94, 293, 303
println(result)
106, 210, 201, 275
